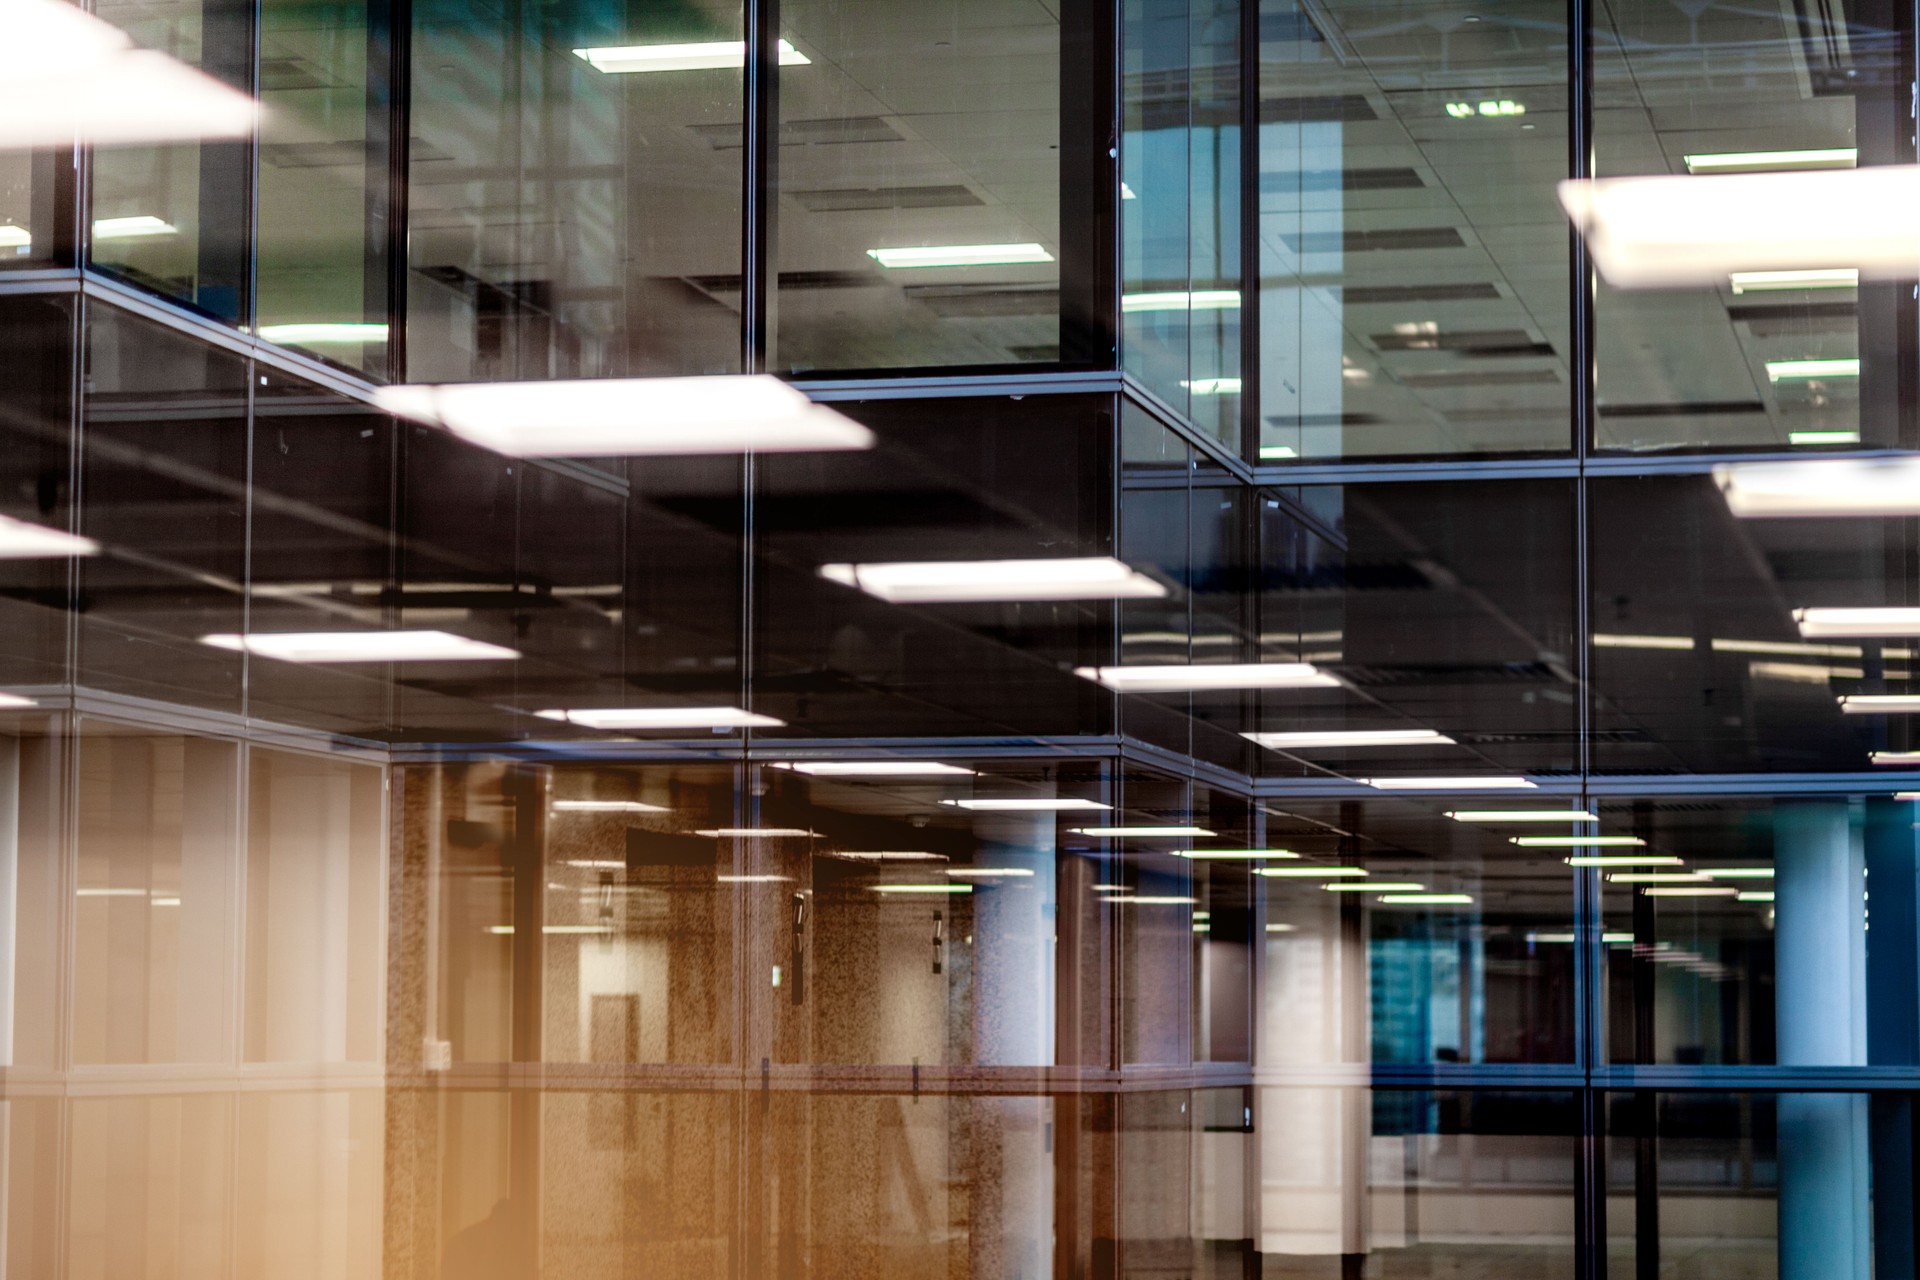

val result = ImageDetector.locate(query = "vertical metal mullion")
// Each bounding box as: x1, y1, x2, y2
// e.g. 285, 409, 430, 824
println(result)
379, 0, 412, 382
741, 0, 777, 373
1238, 0, 1259, 464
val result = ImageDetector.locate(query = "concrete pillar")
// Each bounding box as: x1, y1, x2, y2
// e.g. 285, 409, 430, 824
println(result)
1772, 801, 1869, 1280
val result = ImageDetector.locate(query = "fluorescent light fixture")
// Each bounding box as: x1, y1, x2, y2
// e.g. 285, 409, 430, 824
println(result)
1557, 165, 1920, 288
773, 761, 975, 777
92, 215, 175, 240
1259, 866, 1366, 878
1447, 810, 1599, 822
1797, 608, 1920, 638
694, 828, 816, 838
867, 243, 1053, 268
76, 888, 150, 898
1364, 776, 1537, 790
551, 799, 668, 814
536, 706, 783, 730
872, 884, 972, 895
151, 896, 180, 906
1379, 893, 1474, 904
1714, 638, 1860, 657
1897, 792, 1920, 801
375, 374, 873, 458
1121, 182, 1137, 200
1789, 430, 1861, 445
1092, 884, 1129, 891
716, 875, 793, 884
0, 225, 29, 248
1259, 444, 1299, 460
564, 860, 626, 870
1075, 662, 1338, 692
201, 630, 518, 663
1642, 886, 1740, 897
1531, 931, 1636, 944
1176, 848, 1297, 860
1841, 695, 1920, 713
1705, 868, 1775, 880
0, 0, 257, 148
1873, 751, 1920, 766
1324, 881, 1424, 892
0, 694, 35, 708
1071, 826, 1215, 838
1767, 358, 1858, 382
1683, 148, 1856, 173
1265, 922, 1297, 933
1180, 378, 1242, 395
942, 798, 1110, 812
1110, 895, 1199, 905
1593, 633, 1693, 651
819, 556, 1165, 603
833, 851, 946, 861
0, 514, 97, 559
1607, 872, 1710, 883
1122, 290, 1241, 313
1245, 729, 1454, 750
944, 868, 1034, 879
1738, 891, 1777, 902
1512, 835, 1646, 848
259, 322, 389, 346
488, 925, 615, 935
1447, 100, 1524, 117
1565, 855, 1683, 867
573, 38, 809, 73
1730, 268, 1859, 292
1714, 457, 1920, 518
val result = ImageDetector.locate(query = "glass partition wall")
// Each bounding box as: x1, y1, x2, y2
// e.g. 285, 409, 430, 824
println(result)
0, 0, 1916, 1274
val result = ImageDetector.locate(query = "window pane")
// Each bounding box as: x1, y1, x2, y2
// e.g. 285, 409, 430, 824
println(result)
1254, 0, 1571, 460
774, 0, 1063, 372
407, 0, 744, 381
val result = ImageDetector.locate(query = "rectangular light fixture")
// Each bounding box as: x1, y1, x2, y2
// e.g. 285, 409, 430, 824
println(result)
942, 798, 1110, 812
201, 630, 517, 663
1258, 866, 1366, 878
1714, 458, 1920, 518
1180, 378, 1243, 395
1259, 445, 1299, 460
833, 851, 946, 861
1593, 633, 1694, 651
1379, 893, 1473, 904
819, 556, 1165, 604
1789, 430, 1861, 445
1324, 881, 1424, 892
1447, 810, 1599, 822
694, 827, 816, 838
1767, 358, 1859, 382
1109, 895, 1199, 905
551, 799, 668, 814
0, 514, 98, 559
1606, 872, 1710, 883
872, 884, 972, 895
867, 243, 1053, 268
1364, 777, 1537, 790
1531, 931, 1636, 944
1566, 855, 1685, 867
1729, 268, 1859, 292
1176, 848, 1297, 860
1872, 751, 1920, 766
259, 322, 389, 346
537, 706, 783, 730
1683, 148, 1856, 173
1642, 886, 1740, 897
944, 868, 1034, 878
564, 860, 626, 870
0, 225, 28, 249
773, 761, 976, 777
1245, 729, 1454, 750
0, 0, 257, 148
0, 694, 36, 709
1796, 608, 1920, 638
1703, 868, 1774, 880
376, 374, 873, 458
573, 38, 809, 73
1074, 663, 1338, 692
1512, 835, 1645, 848
1558, 166, 1920, 288
1840, 695, 1920, 713
1071, 826, 1215, 838
1897, 792, 1920, 801
716, 874, 793, 884
1738, 891, 1776, 902
1122, 291, 1241, 313
93, 215, 176, 240
487, 925, 614, 935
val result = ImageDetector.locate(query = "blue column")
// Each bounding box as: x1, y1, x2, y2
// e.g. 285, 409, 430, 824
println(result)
1772, 801, 1869, 1280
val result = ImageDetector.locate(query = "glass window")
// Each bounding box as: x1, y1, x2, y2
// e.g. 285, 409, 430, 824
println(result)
1593, 0, 1899, 452
1253, 0, 1571, 461
406, 0, 744, 381
774, 0, 1065, 373
255, 0, 391, 375
91, 0, 252, 322
0, 296, 76, 693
